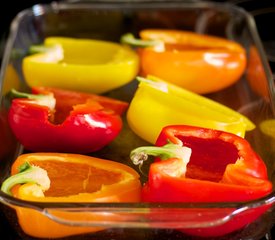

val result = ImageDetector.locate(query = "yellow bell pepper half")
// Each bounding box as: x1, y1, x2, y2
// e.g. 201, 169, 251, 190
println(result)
23, 37, 139, 94
127, 76, 255, 144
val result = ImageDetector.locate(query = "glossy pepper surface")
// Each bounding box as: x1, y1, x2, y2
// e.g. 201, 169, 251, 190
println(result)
122, 29, 246, 94
131, 125, 273, 237
246, 46, 270, 99
127, 76, 255, 144
1, 153, 141, 238
23, 37, 139, 94
8, 87, 128, 153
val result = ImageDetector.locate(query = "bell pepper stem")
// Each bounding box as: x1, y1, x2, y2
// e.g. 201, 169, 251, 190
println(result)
1, 162, 50, 196
130, 142, 191, 175
9, 88, 56, 111
10, 88, 44, 100
28, 44, 52, 55
136, 76, 168, 92
120, 33, 161, 48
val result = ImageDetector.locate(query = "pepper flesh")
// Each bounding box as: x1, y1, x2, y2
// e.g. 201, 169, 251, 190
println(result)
8, 87, 128, 153
23, 37, 139, 94
131, 125, 272, 237
127, 76, 255, 144
137, 29, 247, 94
2, 153, 141, 238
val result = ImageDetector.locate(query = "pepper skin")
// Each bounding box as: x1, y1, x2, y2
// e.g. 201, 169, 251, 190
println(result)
3, 153, 141, 238
131, 125, 273, 237
246, 45, 270, 100
8, 87, 128, 153
1, 64, 21, 95
23, 37, 139, 94
127, 76, 255, 144
136, 29, 247, 94
0, 110, 17, 159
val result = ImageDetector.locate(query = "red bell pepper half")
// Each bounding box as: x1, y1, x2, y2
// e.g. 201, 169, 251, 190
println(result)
130, 125, 273, 237
8, 87, 128, 153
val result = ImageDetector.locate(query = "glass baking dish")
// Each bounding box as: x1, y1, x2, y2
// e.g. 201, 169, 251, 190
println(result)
0, 1, 275, 239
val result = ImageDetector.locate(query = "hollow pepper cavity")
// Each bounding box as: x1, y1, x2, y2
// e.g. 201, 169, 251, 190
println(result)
23, 37, 139, 94
127, 76, 255, 144
1, 152, 141, 238
130, 125, 273, 237
121, 29, 246, 94
8, 87, 128, 153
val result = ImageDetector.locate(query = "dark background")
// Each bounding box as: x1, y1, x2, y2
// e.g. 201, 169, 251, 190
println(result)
1, 0, 275, 239
0, 0, 56, 38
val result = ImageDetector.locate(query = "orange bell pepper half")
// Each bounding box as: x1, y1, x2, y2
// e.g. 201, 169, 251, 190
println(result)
122, 29, 247, 94
1, 153, 141, 238
246, 45, 270, 100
